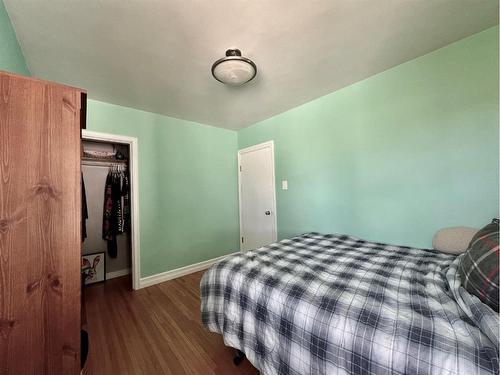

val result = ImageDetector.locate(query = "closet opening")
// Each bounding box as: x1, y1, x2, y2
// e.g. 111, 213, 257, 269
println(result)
81, 130, 140, 290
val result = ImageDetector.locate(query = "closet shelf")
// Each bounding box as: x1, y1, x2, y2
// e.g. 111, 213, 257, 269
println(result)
82, 157, 128, 166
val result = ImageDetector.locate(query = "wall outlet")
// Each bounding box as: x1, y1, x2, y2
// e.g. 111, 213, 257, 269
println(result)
282, 180, 288, 190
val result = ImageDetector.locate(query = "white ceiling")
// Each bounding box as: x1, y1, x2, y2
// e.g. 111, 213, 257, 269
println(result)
5, 0, 498, 130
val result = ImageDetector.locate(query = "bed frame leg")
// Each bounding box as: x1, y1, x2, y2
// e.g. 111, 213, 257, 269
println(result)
233, 350, 245, 366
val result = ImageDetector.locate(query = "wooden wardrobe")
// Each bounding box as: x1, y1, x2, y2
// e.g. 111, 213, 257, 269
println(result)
0, 71, 85, 374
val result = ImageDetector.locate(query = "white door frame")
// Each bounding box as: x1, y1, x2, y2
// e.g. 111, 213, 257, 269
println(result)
82, 130, 141, 290
237, 140, 278, 251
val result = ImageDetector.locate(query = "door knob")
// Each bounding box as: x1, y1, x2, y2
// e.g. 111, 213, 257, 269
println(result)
265, 211, 271, 215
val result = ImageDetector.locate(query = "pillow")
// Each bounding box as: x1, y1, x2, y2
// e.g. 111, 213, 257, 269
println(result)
458, 219, 499, 312
432, 227, 478, 254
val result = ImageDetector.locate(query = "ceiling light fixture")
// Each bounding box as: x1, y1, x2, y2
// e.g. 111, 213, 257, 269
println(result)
211, 49, 257, 85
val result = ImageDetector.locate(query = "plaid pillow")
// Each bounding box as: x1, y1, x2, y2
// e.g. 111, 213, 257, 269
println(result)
458, 219, 499, 312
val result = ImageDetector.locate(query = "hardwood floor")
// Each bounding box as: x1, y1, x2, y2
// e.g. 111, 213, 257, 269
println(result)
82, 271, 259, 375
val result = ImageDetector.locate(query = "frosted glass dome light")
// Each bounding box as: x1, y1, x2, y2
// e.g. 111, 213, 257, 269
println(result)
211, 49, 257, 85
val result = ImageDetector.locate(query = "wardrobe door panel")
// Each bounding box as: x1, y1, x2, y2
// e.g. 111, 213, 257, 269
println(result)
0, 74, 32, 375
0, 72, 82, 375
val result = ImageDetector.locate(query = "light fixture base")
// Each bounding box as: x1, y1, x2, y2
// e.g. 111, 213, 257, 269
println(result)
225, 49, 241, 57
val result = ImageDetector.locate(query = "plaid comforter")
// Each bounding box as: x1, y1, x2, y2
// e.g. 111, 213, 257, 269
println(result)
201, 233, 499, 375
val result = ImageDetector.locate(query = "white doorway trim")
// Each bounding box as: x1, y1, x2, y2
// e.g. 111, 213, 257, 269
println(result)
82, 130, 141, 290
237, 140, 278, 252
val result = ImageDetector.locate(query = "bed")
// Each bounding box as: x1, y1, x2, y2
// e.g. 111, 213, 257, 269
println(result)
200, 233, 499, 375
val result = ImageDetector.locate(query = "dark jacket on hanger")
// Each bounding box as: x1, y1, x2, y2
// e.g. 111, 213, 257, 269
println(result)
102, 168, 129, 258
102, 172, 118, 257
121, 173, 130, 233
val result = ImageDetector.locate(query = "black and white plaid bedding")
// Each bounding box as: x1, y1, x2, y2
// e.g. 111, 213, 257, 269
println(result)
201, 233, 499, 375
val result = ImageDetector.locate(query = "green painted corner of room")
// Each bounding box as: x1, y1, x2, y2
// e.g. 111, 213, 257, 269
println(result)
0, 0, 30, 75
86, 100, 240, 277
238, 26, 499, 249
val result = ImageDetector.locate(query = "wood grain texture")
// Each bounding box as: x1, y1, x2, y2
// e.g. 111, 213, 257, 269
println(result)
83, 272, 260, 375
0, 71, 82, 374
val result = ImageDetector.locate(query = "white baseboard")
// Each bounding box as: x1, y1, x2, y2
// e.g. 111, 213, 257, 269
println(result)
139, 252, 238, 289
106, 268, 131, 280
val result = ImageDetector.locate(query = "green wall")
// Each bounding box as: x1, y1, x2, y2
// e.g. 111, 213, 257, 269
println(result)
87, 100, 239, 277
0, 0, 29, 75
239, 26, 499, 248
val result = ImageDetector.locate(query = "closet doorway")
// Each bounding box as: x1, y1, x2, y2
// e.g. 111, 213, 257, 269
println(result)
82, 130, 140, 290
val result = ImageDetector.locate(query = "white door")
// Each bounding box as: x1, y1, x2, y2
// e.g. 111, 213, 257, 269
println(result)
238, 141, 277, 251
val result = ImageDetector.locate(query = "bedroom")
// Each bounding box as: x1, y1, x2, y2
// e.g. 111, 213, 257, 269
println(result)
0, 0, 498, 374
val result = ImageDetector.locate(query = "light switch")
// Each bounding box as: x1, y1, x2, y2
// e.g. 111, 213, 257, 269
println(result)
282, 180, 288, 190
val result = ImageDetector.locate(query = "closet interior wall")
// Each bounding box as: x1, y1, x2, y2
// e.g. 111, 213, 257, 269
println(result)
82, 140, 131, 279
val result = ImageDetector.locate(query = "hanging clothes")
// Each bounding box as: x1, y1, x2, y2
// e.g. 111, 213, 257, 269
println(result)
102, 171, 116, 257
102, 166, 130, 258
121, 172, 130, 233
112, 172, 123, 236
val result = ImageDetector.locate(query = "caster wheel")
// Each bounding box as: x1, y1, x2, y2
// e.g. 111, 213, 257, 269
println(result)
233, 350, 245, 366
233, 356, 244, 366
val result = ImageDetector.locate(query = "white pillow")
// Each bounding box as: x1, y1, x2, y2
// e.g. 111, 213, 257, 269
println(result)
432, 227, 478, 254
